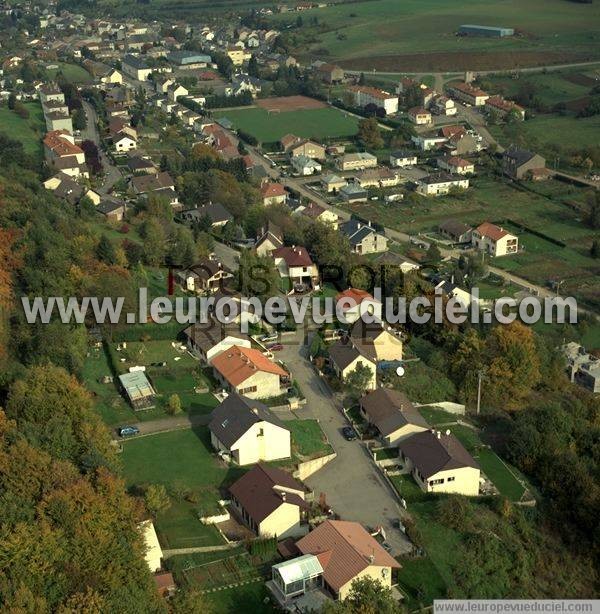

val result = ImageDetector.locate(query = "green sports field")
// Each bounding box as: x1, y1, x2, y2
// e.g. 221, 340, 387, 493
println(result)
219, 106, 359, 143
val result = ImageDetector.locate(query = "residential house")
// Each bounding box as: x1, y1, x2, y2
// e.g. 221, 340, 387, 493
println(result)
122, 54, 154, 80
97, 199, 126, 222
321, 174, 347, 193
226, 46, 248, 65
272, 245, 319, 289
180, 202, 232, 228
113, 130, 137, 152
291, 155, 322, 176
411, 132, 447, 152
335, 288, 383, 323
437, 156, 474, 175
281, 135, 326, 160
398, 430, 481, 496
435, 280, 478, 309
349, 320, 403, 364
44, 111, 73, 133
349, 85, 398, 115
407, 107, 432, 125
293, 202, 339, 229
339, 183, 368, 203
328, 338, 377, 390
183, 318, 252, 363
438, 219, 472, 244
415, 172, 469, 196
211, 346, 290, 400
229, 464, 309, 539
43, 172, 101, 206
39, 83, 65, 104
447, 82, 489, 106
430, 95, 457, 116
315, 63, 344, 84
178, 258, 233, 293
471, 222, 518, 256
130, 171, 178, 206
209, 393, 291, 464
562, 342, 600, 394
127, 155, 158, 175
390, 150, 417, 168
336, 152, 377, 172
502, 147, 546, 180
359, 388, 429, 445
43, 131, 88, 178
255, 224, 284, 257
294, 520, 400, 600
167, 83, 189, 102
441, 126, 479, 155
340, 219, 388, 255
354, 167, 401, 189
485, 96, 525, 120
261, 181, 288, 206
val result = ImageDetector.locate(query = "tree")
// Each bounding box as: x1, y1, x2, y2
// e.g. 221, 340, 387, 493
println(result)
345, 363, 374, 401
167, 393, 182, 415
7, 92, 16, 110
425, 243, 442, 264
144, 484, 171, 515
358, 116, 383, 150
237, 249, 279, 300
591, 239, 600, 259
140, 218, 167, 266
322, 576, 401, 613
96, 234, 117, 265
586, 191, 600, 229
14, 102, 29, 119
72, 108, 87, 131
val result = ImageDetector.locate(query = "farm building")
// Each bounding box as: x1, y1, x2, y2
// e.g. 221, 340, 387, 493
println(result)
119, 370, 156, 410
458, 25, 514, 37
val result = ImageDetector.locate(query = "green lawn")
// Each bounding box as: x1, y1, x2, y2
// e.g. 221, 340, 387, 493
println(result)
44, 61, 93, 84
121, 427, 244, 548
0, 102, 45, 156
396, 555, 448, 609
418, 406, 461, 426
389, 474, 430, 503
287, 419, 333, 460
219, 106, 359, 143
206, 582, 277, 614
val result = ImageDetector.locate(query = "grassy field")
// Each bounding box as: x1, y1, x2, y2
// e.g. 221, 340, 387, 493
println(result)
269, 0, 600, 69
0, 102, 45, 156
205, 581, 277, 614
219, 106, 359, 143
287, 419, 333, 460
44, 61, 93, 84
396, 555, 448, 609
121, 427, 244, 548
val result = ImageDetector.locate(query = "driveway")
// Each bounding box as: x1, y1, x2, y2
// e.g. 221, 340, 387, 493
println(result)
212, 240, 240, 271
278, 331, 413, 555
82, 100, 122, 194
115, 412, 211, 440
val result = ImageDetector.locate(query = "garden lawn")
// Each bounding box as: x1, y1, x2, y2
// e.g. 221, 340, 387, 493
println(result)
396, 555, 448, 609
121, 427, 245, 548
205, 581, 277, 614
418, 406, 460, 426
220, 106, 359, 143
287, 419, 333, 460
45, 62, 93, 84
0, 102, 45, 156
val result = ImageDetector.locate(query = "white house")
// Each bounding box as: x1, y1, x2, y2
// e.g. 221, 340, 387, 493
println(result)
138, 520, 163, 573
350, 85, 398, 115
471, 222, 518, 257
208, 393, 291, 465
291, 155, 322, 176
416, 173, 469, 196
390, 150, 417, 167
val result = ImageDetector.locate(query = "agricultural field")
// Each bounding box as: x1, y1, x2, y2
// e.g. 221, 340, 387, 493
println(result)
268, 0, 600, 70
0, 102, 45, 156
342, 176, 600, 308
219, 105, 359, 143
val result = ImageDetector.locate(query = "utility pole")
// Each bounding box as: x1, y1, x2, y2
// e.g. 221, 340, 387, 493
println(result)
476, 369, 484, 416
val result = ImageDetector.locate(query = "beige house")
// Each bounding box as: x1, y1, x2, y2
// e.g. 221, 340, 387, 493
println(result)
408, 107, 432, 125
398, 430, 481, 496
360, 388, 428, 445
328, 339, 377, 391
260, 182, 287, 206
208, 393, 291, 465
296, 520, 400, 600
335, 288, 383, 324
416, 172, 469, 196
336, 152, 377, 171
138, 520, 163, 573
294, 202, 339, 229
226, 47, 247, 65
229, 464, 308, 539
437, 156, 474, 175
183, 318, 252, 363
447, 82, 489, 106
211, 345, 289, 399
349, 85, 398, 115
178, 258, 233, 294
321, 174, 347, 193
349, 320, 403, 363
282, 135, 326, 161
502, 147, 545, 180
471, 222, 518, 257
255, 226, 284, 257
272, 246, 319, 288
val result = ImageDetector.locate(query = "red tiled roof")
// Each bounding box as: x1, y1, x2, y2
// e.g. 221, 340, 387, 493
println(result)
349, 85, 395, 101
297, 520, 400, 593
43, 130, 83, 157
408, 106, 430, 117
212, 345, 287, 387
476, 222, 510, 241
440, 125, 465, 138
261, 182, 286, 199
335, 288, 373, 308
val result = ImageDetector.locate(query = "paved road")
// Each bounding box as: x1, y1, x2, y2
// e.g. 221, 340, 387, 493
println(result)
278, 331, 413, 556
82, 101, 122, 194
212, 241, 240, 271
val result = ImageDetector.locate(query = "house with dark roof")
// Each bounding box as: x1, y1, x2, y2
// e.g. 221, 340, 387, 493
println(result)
294, 520, 400, 600
359, 388, 428, 445
183, 317, 251, 363
208, 393, 291, 465
177, 257, 233, 294
398, 430, 480, 495
339, 220, 388, 255
180, 202, 233, 228
255, 224, 284, 257
229, 464, 309, 538
349, 320, 403, 364
327, 338, 377, 391
438, 219, 472, 244
502, 147, 546, 180
271, 246, 319, 289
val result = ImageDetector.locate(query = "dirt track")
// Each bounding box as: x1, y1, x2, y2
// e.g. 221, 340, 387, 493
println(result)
256, 95, 328, 112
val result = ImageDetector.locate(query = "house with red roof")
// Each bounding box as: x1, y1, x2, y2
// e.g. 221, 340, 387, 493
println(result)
261, 181, 288, 206
437, 156, 475, 175
272, 246, 319, 290
43, 130, 88, 178
471, 222, 518, 257
335, 288, 382, 323
211, 345, 290, 399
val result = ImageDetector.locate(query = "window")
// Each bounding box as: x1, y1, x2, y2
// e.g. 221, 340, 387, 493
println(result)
447, 477, 455, 482
239, 385, 257, 395
429, 478, 445, 486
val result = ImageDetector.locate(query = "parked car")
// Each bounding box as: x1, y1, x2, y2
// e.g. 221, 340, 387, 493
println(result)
342, 426, 357, 441
260, 333, 278, 343
267, 343, 284, 351
119, 425, 140, 438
